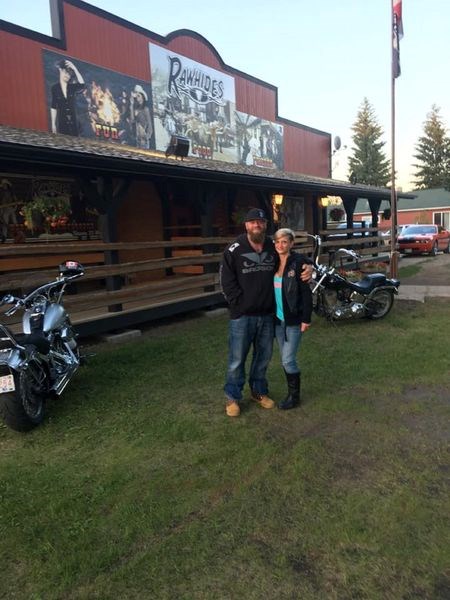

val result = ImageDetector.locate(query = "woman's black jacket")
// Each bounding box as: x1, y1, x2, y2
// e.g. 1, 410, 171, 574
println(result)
277, 252, 313, 326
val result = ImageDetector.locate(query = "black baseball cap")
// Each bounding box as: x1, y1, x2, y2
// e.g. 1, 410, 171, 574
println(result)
244, 208, 267, 222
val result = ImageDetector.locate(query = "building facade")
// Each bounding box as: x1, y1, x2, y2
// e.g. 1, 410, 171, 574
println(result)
0, 0, 404, 333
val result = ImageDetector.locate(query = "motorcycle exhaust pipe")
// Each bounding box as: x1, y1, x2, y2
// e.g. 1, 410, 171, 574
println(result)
52, 363, 78, 395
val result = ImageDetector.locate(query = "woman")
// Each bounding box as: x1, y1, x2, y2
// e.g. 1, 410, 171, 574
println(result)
273, 228, 313, 409
130, 85, 153, 149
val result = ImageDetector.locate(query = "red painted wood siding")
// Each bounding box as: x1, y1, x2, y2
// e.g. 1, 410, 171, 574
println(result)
0, 31, 49, 130
63, 4, 150, 80
284, 125, 331, 177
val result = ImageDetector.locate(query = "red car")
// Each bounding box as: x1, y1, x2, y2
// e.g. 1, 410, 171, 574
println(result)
398, 224, 450, 256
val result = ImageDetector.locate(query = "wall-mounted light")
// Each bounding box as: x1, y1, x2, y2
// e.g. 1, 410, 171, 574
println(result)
272, 193, 284, 206
319, 195, 342, 208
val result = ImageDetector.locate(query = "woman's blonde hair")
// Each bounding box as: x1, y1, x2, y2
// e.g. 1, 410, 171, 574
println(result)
273, 228, 295, 241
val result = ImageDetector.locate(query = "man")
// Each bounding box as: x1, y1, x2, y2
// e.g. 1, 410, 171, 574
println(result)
50, 59, 85, 136
220, 208, 313, 417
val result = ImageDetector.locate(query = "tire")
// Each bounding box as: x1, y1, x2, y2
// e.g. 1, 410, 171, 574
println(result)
430, 242, 438, 257
0, 362, 47, 432
365, 289, 394, 320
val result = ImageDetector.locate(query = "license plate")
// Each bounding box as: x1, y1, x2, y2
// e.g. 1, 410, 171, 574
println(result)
0, 374, 15, 393
404, 249, 412, 253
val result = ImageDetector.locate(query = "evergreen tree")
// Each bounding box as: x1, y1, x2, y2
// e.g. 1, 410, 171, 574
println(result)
412, 105, 450, 189
348, 98, 390, 187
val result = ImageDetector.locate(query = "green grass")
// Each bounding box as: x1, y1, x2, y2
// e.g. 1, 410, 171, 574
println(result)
398, 262, 423, 279
1, 301, 450, 599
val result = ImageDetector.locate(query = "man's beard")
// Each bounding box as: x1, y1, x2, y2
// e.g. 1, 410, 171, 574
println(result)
248, 230, 265, 244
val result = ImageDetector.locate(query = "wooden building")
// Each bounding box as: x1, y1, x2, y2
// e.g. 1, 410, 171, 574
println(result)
0, 0, 408, 335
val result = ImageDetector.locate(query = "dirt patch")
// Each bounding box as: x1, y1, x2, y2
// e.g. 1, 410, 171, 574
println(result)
400, 253, 450, 285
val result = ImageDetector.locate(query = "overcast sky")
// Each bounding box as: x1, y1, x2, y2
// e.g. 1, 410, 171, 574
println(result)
2, 0, 449, 191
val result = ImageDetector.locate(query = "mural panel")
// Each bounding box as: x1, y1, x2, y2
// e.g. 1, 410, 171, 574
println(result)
235, 111, 284, 170
150, 43, 237, 162
42, 50, 154, 149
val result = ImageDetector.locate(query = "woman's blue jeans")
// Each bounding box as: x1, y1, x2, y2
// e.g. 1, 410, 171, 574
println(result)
224, 315, 274, 402
275, 322, 302, 374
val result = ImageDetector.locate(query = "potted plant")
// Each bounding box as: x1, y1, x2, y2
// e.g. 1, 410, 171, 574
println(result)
329, 207, 345, 222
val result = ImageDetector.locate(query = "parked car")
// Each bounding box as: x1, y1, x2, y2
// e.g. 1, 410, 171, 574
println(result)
327, 221, 370, 240
381, 224, 413, 242
397, 224, 450, 256
398, 224, 414, 236
327, 221, 385, 246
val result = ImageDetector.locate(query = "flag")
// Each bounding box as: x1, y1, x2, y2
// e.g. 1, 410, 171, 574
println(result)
393, 0, 404, 78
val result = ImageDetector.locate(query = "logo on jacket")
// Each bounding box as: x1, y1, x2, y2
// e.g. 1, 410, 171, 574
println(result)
241, 251, 275, 273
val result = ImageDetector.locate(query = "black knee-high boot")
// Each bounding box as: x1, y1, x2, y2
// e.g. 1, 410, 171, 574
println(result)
278, 370, 301, 410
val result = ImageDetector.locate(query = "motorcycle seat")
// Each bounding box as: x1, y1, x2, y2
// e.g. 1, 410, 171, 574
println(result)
350, 273, 387, 293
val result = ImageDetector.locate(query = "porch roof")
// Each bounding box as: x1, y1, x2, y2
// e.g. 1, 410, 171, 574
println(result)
0, 125, 415, 201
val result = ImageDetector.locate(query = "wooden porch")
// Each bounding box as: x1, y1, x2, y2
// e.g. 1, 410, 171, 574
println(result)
0, 227, 388, 336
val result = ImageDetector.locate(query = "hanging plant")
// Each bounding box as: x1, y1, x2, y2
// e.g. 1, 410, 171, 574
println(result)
24, 195, 71, 232
329, 207, 345, 222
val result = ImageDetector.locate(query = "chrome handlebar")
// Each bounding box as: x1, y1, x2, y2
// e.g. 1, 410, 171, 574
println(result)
1, 272, 84, 316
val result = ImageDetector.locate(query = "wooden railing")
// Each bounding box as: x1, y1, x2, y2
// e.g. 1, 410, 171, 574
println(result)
292, 228, 388, 264
0, 228, 389, 333
0, 237, 233, 333
320, 226, 388, 263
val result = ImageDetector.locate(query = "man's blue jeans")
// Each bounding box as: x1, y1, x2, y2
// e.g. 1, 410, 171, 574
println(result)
275, 322, 302, 374
224, 315, 274, 402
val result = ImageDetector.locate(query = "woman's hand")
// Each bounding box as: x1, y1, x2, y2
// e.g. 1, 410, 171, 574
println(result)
64, 60, 84, 84
300, 263, 313, 282
300, 322, 311, 332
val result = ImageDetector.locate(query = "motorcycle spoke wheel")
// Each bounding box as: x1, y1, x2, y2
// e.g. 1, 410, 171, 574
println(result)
0, 364, 47, 432
20, 367, 46, 421
366, 290, 394, 320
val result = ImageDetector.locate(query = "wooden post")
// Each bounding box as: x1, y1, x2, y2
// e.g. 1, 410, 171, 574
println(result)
342, 196, 357, 238
81, 176, 130, 313
154, 179, 174, 277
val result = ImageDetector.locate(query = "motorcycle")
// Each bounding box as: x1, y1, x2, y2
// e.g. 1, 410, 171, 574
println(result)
309, 235, 400, 321
0, 260, 84, 431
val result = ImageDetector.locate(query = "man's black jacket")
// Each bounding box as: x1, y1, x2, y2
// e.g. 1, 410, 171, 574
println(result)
220, 234, 278, 319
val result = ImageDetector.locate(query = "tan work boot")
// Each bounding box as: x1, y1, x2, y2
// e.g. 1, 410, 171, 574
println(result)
226, 400, 240, 417
251, 392, 275, 409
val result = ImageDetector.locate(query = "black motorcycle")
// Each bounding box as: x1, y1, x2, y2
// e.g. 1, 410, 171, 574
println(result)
310, 235, 400, 321
0, 261, 84, 431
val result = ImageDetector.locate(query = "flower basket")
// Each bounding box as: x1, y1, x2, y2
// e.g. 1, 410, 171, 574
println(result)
360, 261, 388, 275
23, 195, 71, 233
329, 207, 345, 222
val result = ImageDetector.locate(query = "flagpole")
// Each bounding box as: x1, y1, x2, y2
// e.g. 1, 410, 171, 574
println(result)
390, 0, 399, 278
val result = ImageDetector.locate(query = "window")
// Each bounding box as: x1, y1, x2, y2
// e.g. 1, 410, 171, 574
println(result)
434, 211, 450, 229
280, 196, 305, 231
